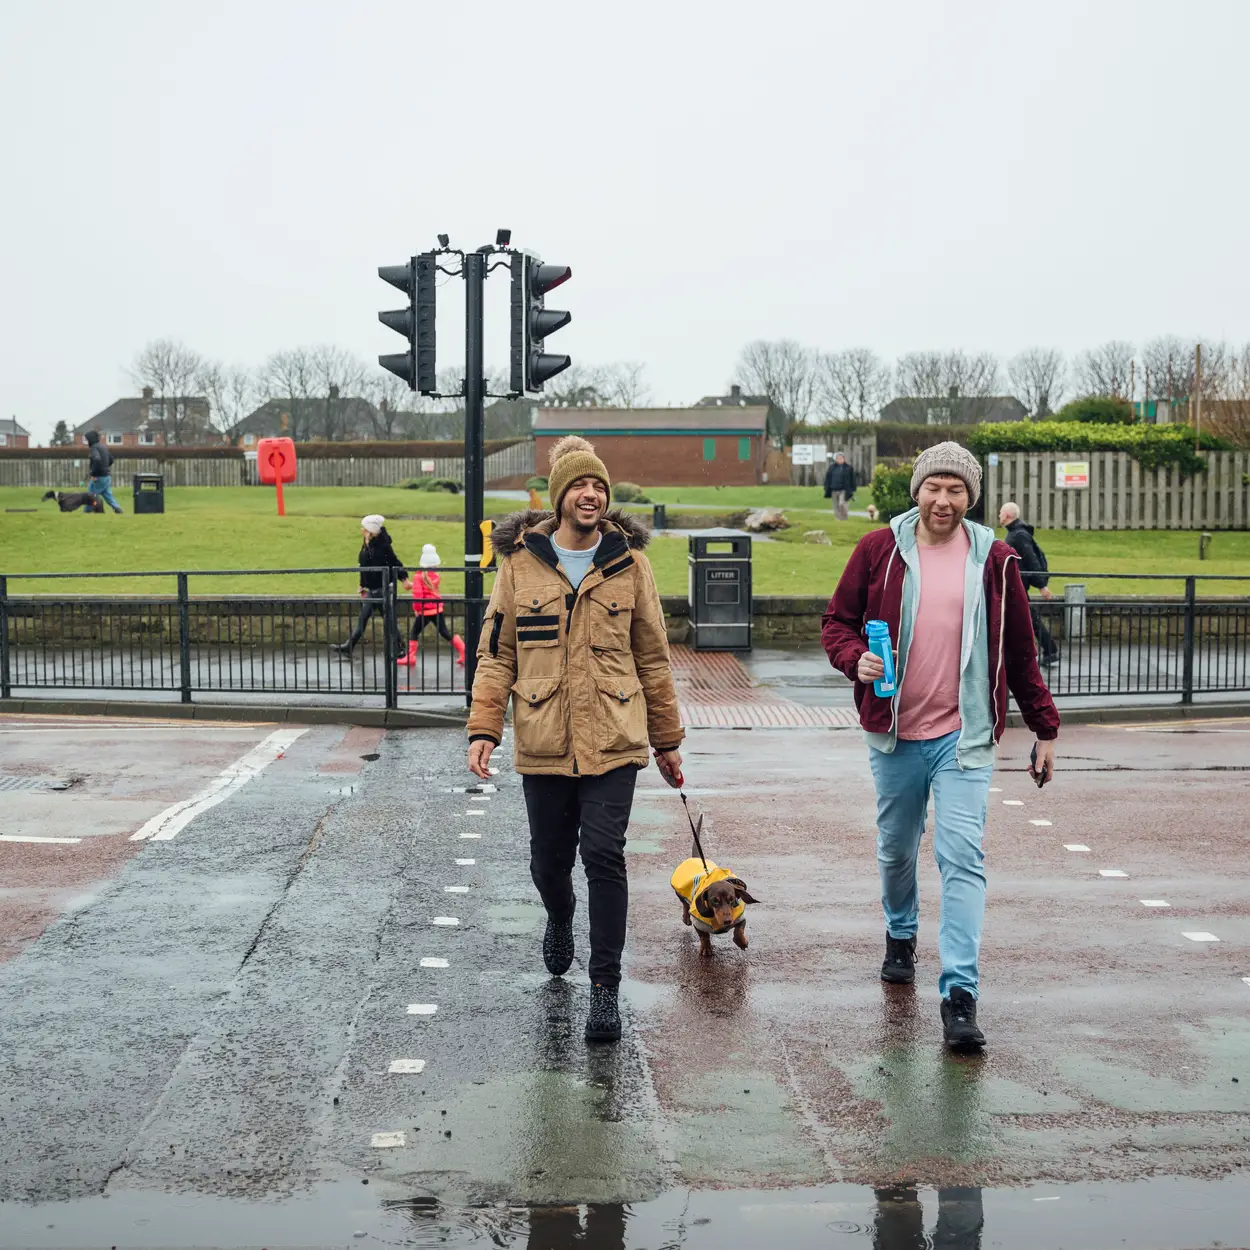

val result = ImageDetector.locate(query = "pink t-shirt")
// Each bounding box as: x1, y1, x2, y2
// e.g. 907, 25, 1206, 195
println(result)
896, 527, 969, 741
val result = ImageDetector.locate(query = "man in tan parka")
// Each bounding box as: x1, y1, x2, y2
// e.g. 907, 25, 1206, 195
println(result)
467, 436, 684, 1043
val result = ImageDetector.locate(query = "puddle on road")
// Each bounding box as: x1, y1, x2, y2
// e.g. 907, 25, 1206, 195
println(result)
3, 1175, 1248, 1248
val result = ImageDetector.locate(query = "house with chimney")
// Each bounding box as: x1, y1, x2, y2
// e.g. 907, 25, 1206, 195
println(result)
74, 387, 214, 447
0, 417, 31, 449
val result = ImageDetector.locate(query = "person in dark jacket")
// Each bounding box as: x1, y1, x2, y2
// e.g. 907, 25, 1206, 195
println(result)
84, 430, 123, 514
823, 452, 857, 521
331, 514, 408, 658
999, 502, 1058, 666
822, 442, 1060, 1051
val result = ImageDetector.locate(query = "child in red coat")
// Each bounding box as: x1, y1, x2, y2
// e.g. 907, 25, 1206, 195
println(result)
398, 544, 466, 666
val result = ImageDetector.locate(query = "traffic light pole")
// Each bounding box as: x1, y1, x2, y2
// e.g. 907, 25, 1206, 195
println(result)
463, 250, 486, 706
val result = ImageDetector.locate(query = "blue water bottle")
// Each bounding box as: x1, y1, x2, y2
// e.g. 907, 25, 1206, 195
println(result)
865, 620, 896, 698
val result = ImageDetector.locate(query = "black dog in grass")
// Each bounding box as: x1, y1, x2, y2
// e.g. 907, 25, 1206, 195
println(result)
42, 490, 104, 514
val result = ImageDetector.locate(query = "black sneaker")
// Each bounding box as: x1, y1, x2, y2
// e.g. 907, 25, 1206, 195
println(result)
585, 984, 621, 1044
1041, 651, 1059, 668
330, 642, 353, 658
941, 987, 986, 1049
542, 915, 575, 977
881, 935, 916, 984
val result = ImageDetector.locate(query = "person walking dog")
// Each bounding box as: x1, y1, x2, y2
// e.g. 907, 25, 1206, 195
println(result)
823, 451, 857, 521
822, 442, 1060, 1050
466, 436, 684, 1045
84, 431, 123, 514
331, 515, 407, 658
398, 543, 466, 668
999, 501, 1058, 667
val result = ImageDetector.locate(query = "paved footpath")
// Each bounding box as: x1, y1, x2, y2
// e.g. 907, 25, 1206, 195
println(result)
1, 711, 1249, 1246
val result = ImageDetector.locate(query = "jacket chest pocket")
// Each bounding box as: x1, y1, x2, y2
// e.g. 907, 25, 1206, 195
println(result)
516, 587, 564, 648
586, 584, 634, 650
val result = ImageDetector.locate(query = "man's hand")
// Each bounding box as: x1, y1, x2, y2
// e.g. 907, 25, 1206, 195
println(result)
857, 649, 885, 683
654, 748, 683, 788
1040, 587, 1055, 602
467, 739, 495, 780
1030, 739, 1057, 786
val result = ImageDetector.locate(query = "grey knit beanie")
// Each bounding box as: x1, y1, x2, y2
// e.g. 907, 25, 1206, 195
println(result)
910, 441, 982, 506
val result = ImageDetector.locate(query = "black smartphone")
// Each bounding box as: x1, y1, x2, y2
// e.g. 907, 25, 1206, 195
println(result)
1029, 742, 1050, 788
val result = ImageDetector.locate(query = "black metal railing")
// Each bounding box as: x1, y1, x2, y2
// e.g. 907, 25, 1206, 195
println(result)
0, 568, 492, 709
1029, 573, 1250, 703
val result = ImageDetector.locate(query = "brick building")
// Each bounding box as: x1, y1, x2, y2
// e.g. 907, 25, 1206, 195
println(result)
533, 407, 770, 487
0, 417, 31, 449
75, 387, 214, 447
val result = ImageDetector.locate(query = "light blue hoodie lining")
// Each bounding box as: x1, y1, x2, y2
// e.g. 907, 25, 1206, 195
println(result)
865, 507, 996, 770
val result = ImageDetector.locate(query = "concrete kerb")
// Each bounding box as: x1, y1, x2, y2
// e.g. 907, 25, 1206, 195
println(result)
1007, 700, 1250, 728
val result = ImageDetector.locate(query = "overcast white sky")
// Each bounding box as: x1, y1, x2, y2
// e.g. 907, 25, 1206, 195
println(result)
3, 0, 1248, 444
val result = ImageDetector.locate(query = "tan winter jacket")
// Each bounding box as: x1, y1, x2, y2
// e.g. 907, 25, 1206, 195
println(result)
466, 510, 684, 776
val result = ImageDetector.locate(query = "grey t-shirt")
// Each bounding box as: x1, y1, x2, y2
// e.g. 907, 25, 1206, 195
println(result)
552, 535, 601, 590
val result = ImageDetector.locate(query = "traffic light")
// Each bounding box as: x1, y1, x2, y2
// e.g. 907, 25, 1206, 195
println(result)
510, 253, 571, 394
378, 253, 436, 393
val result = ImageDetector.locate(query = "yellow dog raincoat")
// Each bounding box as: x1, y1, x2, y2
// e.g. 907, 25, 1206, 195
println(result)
670, 857, 747, 935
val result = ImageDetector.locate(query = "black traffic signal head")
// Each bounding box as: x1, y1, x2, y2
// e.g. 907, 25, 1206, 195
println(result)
510, 254, 572, 394
377, 254, 437, 393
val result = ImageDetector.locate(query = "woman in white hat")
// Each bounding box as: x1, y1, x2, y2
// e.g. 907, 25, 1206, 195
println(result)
399, 543, 466, 667
331, 515, 408, 658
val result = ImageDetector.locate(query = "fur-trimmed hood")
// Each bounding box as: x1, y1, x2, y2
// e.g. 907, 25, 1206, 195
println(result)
490, 508, 652, 558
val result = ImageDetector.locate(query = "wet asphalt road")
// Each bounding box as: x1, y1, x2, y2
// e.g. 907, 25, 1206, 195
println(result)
1, 712, 1250, 1247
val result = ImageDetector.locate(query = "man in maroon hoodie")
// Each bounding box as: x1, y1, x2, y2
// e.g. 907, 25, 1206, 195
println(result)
822, 442, 1059, 1049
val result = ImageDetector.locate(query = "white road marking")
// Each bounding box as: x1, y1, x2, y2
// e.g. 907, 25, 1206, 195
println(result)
130, 728, 307, 842
469, 796, 491, 803
1064, 844, 1091, 853
1141, 900, 1170, 907
371, 1131, 405, 1148
464, 810, 484, 817
1183, 932, 1219, 942
455, 858, 476, 865
1029, 819, 1052, 826
460, 832, 481, 840
420, 957, 449, 968
1002, 800, 1024, 807
0, 834, 83, 845
388, 1059, 426, 1074
407, 1003, 438, 1015
988, 787, 1002, 793
432, 916, 460, 926
444, 885, 469, 893
1242, 978, 1250, 988
488, 767, 499, 775
1099, 870, 1129, 878
1033, 1196, 1060, 1202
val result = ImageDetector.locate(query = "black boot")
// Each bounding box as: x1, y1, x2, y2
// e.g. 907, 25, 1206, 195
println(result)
941, 987, 986, 1049
585, 984, 621, 1044
881, 934, 916, 984
543, 914, 575, 977
331, 641, 354, 659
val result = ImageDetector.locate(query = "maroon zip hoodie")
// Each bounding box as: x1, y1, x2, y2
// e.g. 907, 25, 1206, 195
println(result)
821, 526, 1060, 743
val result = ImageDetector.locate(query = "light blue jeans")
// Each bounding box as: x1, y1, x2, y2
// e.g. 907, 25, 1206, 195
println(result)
868, 730, 994, 999
89, 474, 122, 513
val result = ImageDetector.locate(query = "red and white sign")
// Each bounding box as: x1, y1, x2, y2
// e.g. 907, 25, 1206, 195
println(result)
1055, 460, 1090, 489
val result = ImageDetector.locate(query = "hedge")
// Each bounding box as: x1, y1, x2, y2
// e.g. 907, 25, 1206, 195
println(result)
967, 422, 1229, 474
870, 462, 914, 523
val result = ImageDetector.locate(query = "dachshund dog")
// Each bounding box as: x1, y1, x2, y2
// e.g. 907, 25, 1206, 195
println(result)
42, 490, 103, 513
670, 842, 760, 957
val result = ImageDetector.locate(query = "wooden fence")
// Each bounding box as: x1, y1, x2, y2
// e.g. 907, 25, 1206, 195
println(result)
0, 442, 535, 491
982, 451, 1250, 530
775, 433, 877, 487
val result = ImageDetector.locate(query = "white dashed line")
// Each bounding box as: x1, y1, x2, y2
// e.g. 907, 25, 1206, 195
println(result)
464, 810, 484, 817
388, 1059, 426, 1075
1033, 1196, 1060, 1202
371, 1132, 406, 1148
469, 796, 491, 803
407, 1003, 438, 1015
1183, 932, 1220, 942
1002, 800, 1024, 807
460, 832, 481, 840
1029, 819, 1052, 827
455, 858, 476, 865
1099, 870, 1129, 878
432, 916, 460, 926
0, 834, 83, 845
988, 787, 1002, 793
1064, 844, 1091, 853
445, 885, 469, 893
420, 957, 449, 968
1140, 900, 1171, 908
1242, 978, 1250, 988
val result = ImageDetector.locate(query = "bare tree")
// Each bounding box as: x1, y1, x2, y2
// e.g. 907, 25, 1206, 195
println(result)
1072, 340, 1134, 398
1008, 347, 1066, 417
129, 339, 206, 444
198, 362, 262, 442
308, 345, 369, 441
597, 362, 650, 408
1140, 336, 1230, 410
816, 348, 892, 422
261, 348, 317, 440
734, 339, 818, 436
893, 350, 1001, 421
1204, 342, 1250, 447
364, 374, 415, 440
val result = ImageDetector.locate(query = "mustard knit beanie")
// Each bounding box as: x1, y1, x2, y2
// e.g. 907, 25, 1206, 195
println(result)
546, 435, 611, 514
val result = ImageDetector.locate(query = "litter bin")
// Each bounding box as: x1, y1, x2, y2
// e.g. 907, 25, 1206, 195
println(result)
133, 473, 165, 514
688, 532, 752, 651
652, 503, 667, 531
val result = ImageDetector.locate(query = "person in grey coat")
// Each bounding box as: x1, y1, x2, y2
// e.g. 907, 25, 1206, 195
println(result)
823, 451, 857, 521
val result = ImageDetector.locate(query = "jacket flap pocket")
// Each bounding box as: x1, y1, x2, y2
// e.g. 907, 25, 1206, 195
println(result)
512, 675, 563, 706
518, 584, 564, 615
587, 584, 635, 613
593, 674, 643, 703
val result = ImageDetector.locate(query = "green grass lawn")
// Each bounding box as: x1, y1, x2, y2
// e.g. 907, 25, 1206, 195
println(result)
3, 485, 1247, 599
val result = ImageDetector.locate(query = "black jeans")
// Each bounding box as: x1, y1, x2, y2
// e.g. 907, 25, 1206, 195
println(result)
1029, 596, 1056, 658
521, 765, 638, 988
409, 612, 454, 644
346, 593, 400, 653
